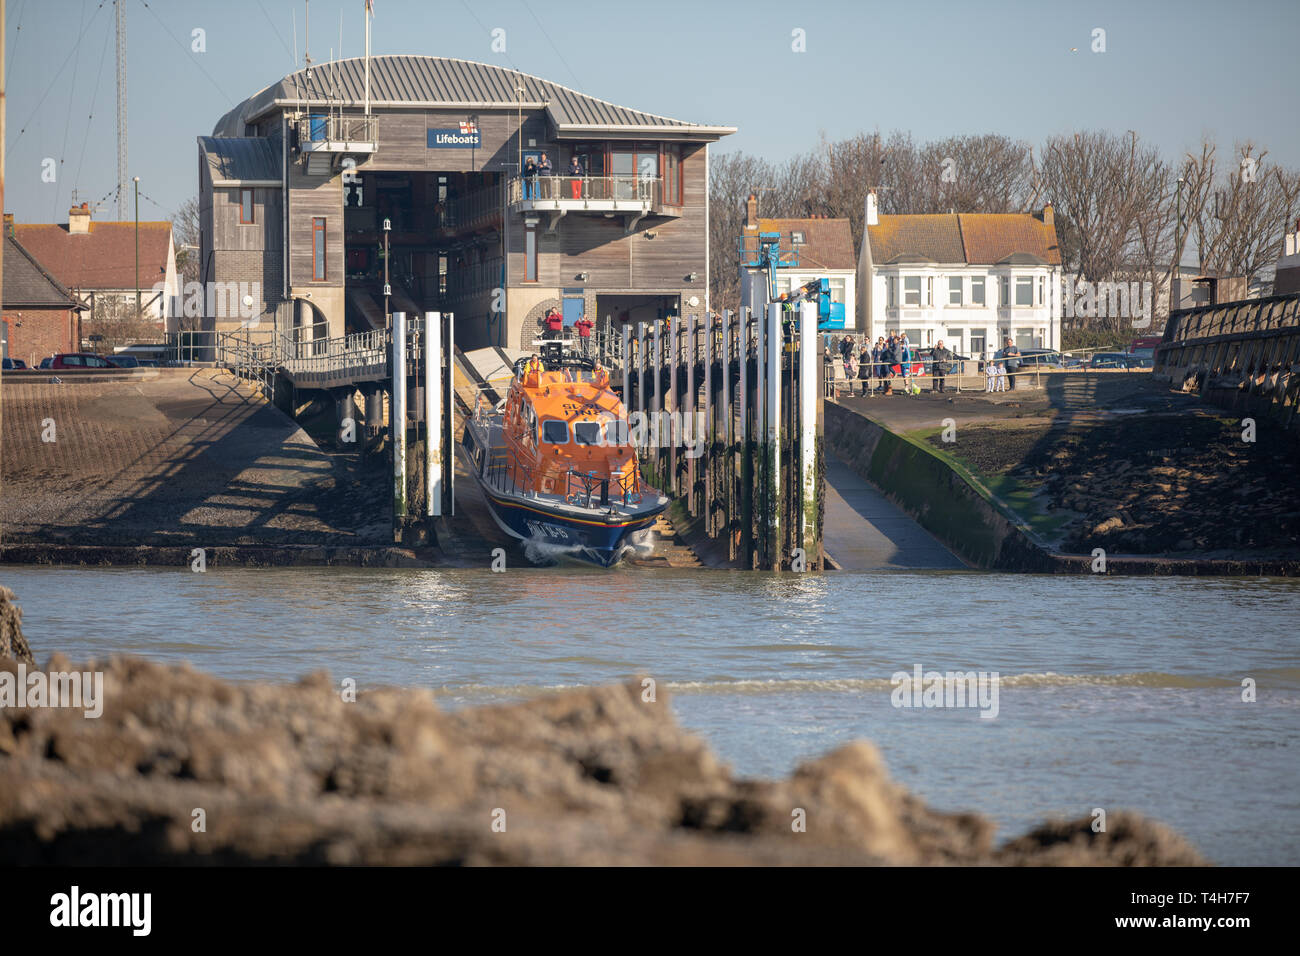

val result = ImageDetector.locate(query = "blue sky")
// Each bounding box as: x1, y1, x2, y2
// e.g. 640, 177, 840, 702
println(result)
5, 0, 1297, 225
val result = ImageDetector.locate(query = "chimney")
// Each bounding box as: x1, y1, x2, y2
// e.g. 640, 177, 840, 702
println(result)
744, 193, 759, 232
1042, 203, 1054, 227
865, 191, 879, 227
68, 202, 92, 235
3, 213, 13, 238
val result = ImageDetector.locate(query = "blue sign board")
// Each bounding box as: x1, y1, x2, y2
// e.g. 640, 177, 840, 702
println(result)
427, 127, 481, 148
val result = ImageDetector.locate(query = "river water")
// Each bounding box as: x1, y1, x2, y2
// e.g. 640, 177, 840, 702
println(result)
3, 565, 1297, 866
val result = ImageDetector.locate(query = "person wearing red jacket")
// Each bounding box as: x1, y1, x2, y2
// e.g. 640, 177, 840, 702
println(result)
575, 315, 594, 355
542, 307, 563, 340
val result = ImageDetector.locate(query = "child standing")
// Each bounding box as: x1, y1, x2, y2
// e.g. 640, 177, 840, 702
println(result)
995, 362, 1008, 392
985, 361, 997, 392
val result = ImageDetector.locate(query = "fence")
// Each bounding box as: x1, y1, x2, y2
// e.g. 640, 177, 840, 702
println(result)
507, 175, 660, 205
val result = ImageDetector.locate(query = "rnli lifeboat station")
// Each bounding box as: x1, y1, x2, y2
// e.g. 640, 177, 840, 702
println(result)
198, 55, 735, 350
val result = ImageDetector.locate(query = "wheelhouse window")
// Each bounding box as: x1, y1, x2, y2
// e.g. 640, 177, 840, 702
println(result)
574, 421, 602, 445
542, 420, 569, 444
240, 188, 255, 224
312, 217, 327, 280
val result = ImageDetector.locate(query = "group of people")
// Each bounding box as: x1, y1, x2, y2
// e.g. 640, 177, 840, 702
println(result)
834, 333, 927, 396
523, 153, 587, 200
540, 306, 595, 355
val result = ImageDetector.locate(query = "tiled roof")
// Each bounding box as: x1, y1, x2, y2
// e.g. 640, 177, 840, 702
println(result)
758, 218, 855, 271
867, 211, 1061, 266
959, 213, 1060, 266
14, 221, 173, 292
199, 136, 280, 183
3, 235, 86, 310
214, 55, 735, 139
867, 215, 965, 264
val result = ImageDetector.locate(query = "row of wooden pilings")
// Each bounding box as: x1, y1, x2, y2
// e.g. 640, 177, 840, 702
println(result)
621, 301, 825, 571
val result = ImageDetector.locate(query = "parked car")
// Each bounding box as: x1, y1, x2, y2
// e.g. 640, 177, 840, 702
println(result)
105, 354, 140, 368
1088, 352, 1131, 369
38, 357, 53, 369
138, 359, 160, 368
1060, 353, 1085, 369
994, 347, 1064, 369
1, 357, 28, 370
49, 353, 114, 369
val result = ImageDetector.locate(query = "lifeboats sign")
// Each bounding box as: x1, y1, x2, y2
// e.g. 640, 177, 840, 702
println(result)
428, 122, 481, 148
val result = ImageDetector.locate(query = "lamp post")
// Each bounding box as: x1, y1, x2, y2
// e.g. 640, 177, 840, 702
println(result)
133, 176, 141, 319
383, 216, 391, 326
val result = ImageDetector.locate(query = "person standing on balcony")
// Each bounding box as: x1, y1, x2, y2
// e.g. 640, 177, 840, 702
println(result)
524, 156, 538, 199
538, 153, 554, 200
575, 314, 594, 356
568, 155, 584, 200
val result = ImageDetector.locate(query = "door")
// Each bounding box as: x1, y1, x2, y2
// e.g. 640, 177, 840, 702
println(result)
562, 296, 585, 328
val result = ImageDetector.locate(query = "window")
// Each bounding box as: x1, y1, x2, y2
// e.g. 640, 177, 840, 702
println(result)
574, 421, 602, 445
1015, 276, 1033, 306
903, 276, 921, 306
312, 217, 327, 281
1038, 275, 1045, 306
240, 188, 254, 224
663, 146, 681, 205
524, 223, 538, 282
612, 145, 660, 199
927, 276, 933, 306
791, 231, 806, 245
1000, 276, 1009, 306
542, 420, 569, 444
887, 276, 897, 308
948, 276, 963, 306
971, 331, 986, 356
971, 276, 985, 306
828, 277, 846, 304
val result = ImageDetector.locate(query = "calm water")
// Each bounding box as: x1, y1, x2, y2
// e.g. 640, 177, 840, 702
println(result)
3, 565, 1298, 866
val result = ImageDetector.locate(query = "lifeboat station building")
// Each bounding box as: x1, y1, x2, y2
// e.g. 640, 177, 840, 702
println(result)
198, 55, 734, 351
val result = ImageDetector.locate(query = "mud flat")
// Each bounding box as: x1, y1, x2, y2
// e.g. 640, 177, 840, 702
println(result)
0, 589, 1204, 866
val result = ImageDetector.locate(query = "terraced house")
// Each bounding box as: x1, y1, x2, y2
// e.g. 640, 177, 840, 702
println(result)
200, 55, 734, 351
857, 195, 1062, 358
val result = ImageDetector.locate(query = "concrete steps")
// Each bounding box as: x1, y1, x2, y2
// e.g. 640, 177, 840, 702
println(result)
627, 513, 703, 568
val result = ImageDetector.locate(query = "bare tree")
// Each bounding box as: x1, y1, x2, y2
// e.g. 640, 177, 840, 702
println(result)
171, 197, 200, 288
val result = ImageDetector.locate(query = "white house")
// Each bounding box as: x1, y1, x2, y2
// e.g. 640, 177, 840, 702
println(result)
857, 194, 1062, 358
739, 195, 856, 327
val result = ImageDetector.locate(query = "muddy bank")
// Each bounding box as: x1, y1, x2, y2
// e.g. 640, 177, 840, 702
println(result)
0, 591, 1204, 865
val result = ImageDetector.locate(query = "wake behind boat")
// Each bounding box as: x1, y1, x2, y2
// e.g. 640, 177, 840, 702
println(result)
459, 340, 669, 567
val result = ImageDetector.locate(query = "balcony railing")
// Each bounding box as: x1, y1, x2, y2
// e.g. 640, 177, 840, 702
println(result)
295, 114, 378, 150
507, 175, 661, 206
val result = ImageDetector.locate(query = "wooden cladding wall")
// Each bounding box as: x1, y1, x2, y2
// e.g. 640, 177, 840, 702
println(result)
362, 109, 549, 174
288, 164, 343, 288
503, 143, 708, 293
210, 186, 281, 253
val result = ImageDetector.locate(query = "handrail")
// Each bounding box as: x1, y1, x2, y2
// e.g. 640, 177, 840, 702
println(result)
507, 174, 661, 205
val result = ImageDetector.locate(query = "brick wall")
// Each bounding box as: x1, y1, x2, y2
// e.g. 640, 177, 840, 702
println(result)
3, 310, 77, 365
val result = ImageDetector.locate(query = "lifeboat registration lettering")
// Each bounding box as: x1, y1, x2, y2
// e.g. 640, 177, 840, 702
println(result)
526, 520, 571, 541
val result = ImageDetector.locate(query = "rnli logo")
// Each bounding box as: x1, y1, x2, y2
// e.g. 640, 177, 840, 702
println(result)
459, 121, 478, 135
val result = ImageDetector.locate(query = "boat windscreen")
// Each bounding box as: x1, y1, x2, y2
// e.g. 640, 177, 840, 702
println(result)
573, 421, 603, 445
542, 420, 570, 444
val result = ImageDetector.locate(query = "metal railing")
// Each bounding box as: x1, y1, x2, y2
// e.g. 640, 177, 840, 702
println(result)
296, 113, 378, 145
507, 175, 661, 205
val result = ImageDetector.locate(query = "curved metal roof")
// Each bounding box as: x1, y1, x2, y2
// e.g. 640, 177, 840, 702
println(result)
214, 55, 735, 140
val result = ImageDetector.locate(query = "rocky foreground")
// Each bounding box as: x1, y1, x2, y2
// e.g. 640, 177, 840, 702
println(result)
0, 592, 1203, 865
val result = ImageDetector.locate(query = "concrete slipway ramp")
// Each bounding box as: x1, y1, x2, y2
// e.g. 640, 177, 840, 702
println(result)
823, 454, 965, 571
0, 369, 390, 549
